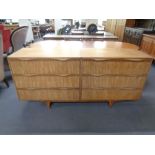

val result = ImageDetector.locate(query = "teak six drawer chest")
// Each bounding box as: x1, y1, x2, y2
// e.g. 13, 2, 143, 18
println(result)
8, 41, 153, 108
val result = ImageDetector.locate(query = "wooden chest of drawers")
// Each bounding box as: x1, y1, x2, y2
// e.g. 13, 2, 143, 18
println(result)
8, 41, 152, 107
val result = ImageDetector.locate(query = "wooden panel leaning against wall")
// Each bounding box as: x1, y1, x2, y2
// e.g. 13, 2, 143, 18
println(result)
105, 19, 111, 32
110, 19, 117, 34
105, 19, 126, 41
114, 19, 126, 41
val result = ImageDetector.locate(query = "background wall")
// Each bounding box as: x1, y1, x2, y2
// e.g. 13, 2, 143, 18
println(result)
80, 19, 98, 28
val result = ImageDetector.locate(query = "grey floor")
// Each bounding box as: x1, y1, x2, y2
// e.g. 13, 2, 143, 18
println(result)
0, 65, 155, 135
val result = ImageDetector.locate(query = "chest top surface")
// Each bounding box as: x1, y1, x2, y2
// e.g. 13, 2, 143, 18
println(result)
8, 40, 152, 59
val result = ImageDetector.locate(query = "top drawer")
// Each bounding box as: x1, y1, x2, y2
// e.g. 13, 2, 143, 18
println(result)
82, 59, 151, 75
9, 59, 80, 75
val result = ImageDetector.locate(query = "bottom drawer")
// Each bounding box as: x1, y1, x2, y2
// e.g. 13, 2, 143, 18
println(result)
81, 89, 142, 100
17, 89, 79, 101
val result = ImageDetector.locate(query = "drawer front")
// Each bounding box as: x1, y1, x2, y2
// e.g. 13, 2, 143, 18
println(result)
82, 75, 146, 89
9, 59, 80, 75
81, 89, 142, 100
82, 59, 151, 75
18, 89, 79, 101
14, 75, 79, 88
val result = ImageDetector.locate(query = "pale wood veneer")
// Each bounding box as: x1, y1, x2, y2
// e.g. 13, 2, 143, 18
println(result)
8, 40, 152, 107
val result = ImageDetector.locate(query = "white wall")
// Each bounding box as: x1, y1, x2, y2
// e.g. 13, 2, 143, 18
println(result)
54, 19, 63, 34
80, 19, 98, 28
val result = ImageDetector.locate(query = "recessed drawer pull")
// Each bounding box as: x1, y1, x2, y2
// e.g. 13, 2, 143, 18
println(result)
92, 58, 110, 61
83, 74, 146, 77
54, 58, 72, 61
91, 58, 148, 62
17, 58, 35, 61
82, 87, 141, 90
14, 58, 74, 61
124, 59, 148, 62
18, 87, 79, 90
14, 74, 78, 77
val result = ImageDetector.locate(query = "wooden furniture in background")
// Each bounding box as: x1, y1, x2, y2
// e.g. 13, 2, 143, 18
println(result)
105, 19, 155, 44
125, 19, 136, 27
105, 19, 116, 34
105, 19, 125, 41
4, 24, 19, 32
105, 19, 136, 41
71, 30, 84, 35
0, 24, 11, 53
140, 34, 155, 59
8, 41, 152, 108
114, 19, 126, 41
43, 34, 118, 41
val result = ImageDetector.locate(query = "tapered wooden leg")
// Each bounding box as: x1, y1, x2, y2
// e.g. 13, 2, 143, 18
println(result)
108, 100, 114, 108
46, 101, 52, 109
3, 79, 9, 88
